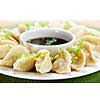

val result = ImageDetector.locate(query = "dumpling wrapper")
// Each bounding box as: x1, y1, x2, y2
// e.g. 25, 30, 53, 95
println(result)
35, 49, 53, 74
3, 29, 20, 41
52, 48, 71, 74
0, 45, 30, 67
48, 21, 64, 28
70, 26, 100, 39
0, 44, 13, 59
79, 42, 98, 65
68, 48, 86, 71
0, 40, 18, 45
13, 54, 35, 72
78, 35, 100, 58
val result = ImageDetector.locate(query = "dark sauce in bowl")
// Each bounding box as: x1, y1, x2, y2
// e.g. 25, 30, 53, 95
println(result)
27, 37, 68, 45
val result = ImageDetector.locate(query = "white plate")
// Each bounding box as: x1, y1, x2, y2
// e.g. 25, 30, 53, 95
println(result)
0, 61, 100, 80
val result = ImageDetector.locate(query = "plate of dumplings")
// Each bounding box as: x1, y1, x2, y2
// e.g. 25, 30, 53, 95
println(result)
0, 21, 100, 80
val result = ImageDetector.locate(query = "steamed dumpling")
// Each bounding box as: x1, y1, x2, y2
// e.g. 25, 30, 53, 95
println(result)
13, 53, 35, 72
79, 42, 98, 65
0, 30, 18, 44
35, 49, 53, 74
77, 35, 100, 58
68, 47, 86, 71
0, 40, 18, 45
0, 45, 30, 67
48, 21, 64, 28
70, 26, 100, 39
2, 29, 20, 41
0, 44, 13, 59
52, 48, 71, 74
79, 35, 100, 45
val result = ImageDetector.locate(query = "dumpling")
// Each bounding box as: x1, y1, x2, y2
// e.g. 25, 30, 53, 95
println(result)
79, 42, 98, 65
2, 29, 20, 41
13, 53, 36, 72
52, 48, 71, 74
79, 35, 100, 45
35, 49, 53, 74
63, 20, 76, 30
0, 40, 17, 45
77, 35, 100, 58
48, 21, 64, 28
0, 30, 19, 44
68, 47, 86, 71
70, 26, 87, 36
70, 26, 100, 39
0, 44, 13, 59
0, 45, 30, 67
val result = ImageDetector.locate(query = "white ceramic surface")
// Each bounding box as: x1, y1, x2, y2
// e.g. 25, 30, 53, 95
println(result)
0, 61, 100, 80
20, 28, 75, 55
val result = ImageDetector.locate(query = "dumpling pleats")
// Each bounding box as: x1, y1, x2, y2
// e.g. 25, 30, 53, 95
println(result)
35, 49, 53, 74
52, 48, 71, 74
0, 45, 30, 67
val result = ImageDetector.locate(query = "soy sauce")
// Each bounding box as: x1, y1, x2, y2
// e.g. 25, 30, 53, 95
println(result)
27, 37, 68, 45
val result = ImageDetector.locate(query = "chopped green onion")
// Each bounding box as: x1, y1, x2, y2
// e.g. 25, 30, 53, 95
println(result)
46, 38, 57, 45
59, 48, 65, 54
17, 53, 35, 59
88, 32, 98, 36
25, 22, 35, 29
77, 39, 84, 45
17, 53, 22, 58
68, 47, 81, 53
39, 21, 48, 27
38, 52, 49, 59
7, 45, 12, 49
4, 32, 12, 38
72, 56, 79, 63
51, 54, 60, 62
63, 21, 72, 30
0, 32, 12, 40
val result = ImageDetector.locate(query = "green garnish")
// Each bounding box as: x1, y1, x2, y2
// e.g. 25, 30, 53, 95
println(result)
17, 53, 22, 58
38, 52, 49, 59
63, 21, 72, 30
7, 45, 12, 49
46, 38, 57, 45
77, 39, 84, 45
17, 53, 35, 59
0, 26, 4, 30
72, 56, 79, 63
0, 32, 12, 40
88, 32, 98, 36
59, 48, 65, 54
51, 54, 60, 62
4, 32, 12, 38
68, 47, 81, 53
25, 22, 35, 29
39, 21, 48, 27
